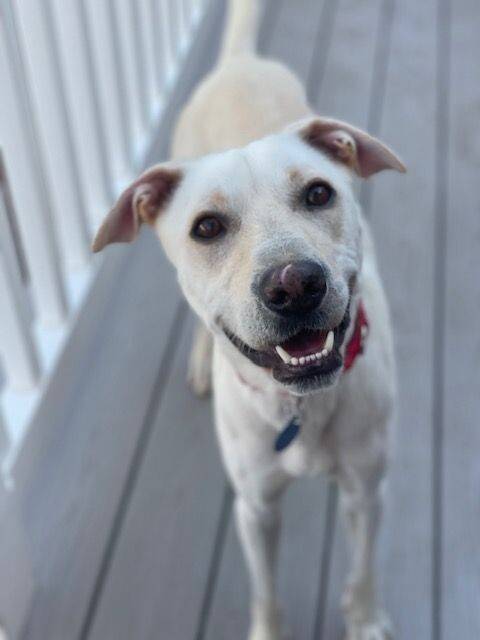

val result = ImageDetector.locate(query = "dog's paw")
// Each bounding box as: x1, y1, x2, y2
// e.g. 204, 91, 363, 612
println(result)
247, 605, 291, 640
187, 355, 212, 398
187, 324, 213, 398
248, 624, 291, 640
345, 612, 394, 640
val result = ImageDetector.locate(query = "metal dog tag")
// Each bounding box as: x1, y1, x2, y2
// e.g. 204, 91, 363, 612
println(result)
274, 416, 301, 452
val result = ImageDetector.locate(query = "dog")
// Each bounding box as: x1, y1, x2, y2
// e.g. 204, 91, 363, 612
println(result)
93, 1, 405, 638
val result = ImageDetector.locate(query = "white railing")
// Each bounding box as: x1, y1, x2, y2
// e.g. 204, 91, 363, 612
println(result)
0, 0, 209, 481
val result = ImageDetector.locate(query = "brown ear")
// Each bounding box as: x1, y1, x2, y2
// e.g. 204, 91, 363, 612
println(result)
297, 117, 406, 178
92, 165, 182, 253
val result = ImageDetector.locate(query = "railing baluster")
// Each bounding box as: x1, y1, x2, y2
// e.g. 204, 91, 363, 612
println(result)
110, 0, 148, 169
0, 3, 68, 325
0, 197, 41, 390
83, 0, 131, 188
130, 0, 151, 129
13, 0, 92, 267
138, 0, 162, 124
0, 408, 9, 463
168, 0, 182, 57
150, 0, 167, 94
160, 0, 175, 88
48, 0, 112, 225
177, 0, 188, 47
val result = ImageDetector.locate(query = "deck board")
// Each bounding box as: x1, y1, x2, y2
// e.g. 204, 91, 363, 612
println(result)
442, 0, 480, 637
21, 236, 183, 640
314, 0, 384, 637
365, 0, 438, 637
87, 316, 227, 640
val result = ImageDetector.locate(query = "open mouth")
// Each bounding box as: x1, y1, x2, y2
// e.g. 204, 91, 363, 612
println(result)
275, 328, 335, 366
223, 305, 351, 390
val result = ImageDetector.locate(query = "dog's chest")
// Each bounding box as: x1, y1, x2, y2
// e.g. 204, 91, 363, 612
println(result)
249, 387, 338, 477
278, 394, 338, 477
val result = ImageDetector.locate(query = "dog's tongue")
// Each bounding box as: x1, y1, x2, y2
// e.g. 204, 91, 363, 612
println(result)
280, 329, 328, 358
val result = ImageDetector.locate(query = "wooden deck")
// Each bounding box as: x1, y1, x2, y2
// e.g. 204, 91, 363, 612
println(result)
19, 0, 479, 638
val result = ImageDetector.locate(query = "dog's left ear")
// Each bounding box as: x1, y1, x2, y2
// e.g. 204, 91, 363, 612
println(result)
92, 164, 182, 253
295, 117, 406, 178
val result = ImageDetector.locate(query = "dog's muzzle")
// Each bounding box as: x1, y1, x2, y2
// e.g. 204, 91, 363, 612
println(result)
223, 299, 352, 392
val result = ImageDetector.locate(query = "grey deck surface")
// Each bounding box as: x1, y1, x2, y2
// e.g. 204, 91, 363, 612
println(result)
21, 1, 479, 639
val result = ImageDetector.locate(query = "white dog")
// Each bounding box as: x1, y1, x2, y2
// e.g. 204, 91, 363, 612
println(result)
93, 1, 405, 638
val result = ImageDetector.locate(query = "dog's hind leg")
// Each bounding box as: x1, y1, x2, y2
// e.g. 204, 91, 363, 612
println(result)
188, 322, 213, 397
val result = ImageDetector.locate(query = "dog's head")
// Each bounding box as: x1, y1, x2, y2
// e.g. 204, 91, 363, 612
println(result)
93, 117, 405, 394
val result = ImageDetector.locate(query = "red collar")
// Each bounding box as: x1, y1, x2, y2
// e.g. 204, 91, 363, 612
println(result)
343, 300, 369, 372
235, 301, 369, 391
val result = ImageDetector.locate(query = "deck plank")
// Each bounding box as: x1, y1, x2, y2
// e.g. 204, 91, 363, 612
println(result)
315, 0, 381, 127
310, 0, 384, 637
442, 0, 480, 636
87, 316, 227, 640
21, 235, 183, 640
358, 1, 437, 638
265, 0, 325, 80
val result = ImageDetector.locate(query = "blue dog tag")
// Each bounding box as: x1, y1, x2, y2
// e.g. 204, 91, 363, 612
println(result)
274, 416, 301, 452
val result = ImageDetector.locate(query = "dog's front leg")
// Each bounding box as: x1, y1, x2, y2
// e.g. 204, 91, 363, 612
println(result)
235, 495, 285, 640
339, 480, 393, 640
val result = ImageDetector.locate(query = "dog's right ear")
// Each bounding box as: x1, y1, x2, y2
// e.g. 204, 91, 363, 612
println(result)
92, 164, 182, 253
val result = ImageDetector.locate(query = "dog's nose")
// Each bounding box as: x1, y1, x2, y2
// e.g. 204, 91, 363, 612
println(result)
259, 260, 328, 315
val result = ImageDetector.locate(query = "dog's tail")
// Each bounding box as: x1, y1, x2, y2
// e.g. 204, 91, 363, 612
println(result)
220, 0, 260, 59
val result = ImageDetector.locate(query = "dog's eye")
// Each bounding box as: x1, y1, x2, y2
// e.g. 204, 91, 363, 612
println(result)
305, 181, 335, 208
191, 215, 226, 240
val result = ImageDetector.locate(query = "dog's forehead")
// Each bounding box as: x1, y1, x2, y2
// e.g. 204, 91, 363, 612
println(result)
190, 148, 251, 192
185, 132, 350, 206
243, 132, 350, 184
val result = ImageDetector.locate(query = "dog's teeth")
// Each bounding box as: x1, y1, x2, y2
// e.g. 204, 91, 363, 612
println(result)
325, 330, 335, 353
275, 331, 334, 367
275, 345, 291, 364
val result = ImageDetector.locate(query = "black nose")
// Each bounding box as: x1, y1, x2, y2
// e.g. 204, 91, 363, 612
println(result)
259, 260, 328, 315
